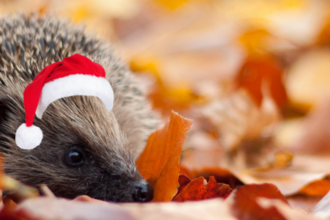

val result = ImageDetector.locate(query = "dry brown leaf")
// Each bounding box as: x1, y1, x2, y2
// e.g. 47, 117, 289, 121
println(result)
136, 111, 192, 201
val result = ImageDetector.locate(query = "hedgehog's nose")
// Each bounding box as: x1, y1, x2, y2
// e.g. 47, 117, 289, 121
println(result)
132, 181, 154, 202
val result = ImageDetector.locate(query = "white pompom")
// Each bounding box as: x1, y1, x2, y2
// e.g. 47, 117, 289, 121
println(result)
15, 123, 43, 150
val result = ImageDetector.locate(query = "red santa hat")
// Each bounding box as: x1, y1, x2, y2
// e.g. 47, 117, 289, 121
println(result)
15, 54, 114, 150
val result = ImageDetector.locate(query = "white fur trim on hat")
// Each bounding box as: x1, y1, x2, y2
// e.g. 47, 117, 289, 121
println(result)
35, 74, 114, 118
15, 123, 43, 150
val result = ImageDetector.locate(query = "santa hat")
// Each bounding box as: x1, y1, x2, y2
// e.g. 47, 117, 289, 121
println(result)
15, 54, 114, 150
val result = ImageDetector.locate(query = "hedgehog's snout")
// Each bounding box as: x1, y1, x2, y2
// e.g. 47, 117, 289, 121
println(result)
131, 180, 154, 202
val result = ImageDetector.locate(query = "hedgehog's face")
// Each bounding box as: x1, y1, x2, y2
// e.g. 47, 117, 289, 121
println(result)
4, 95, 153, 202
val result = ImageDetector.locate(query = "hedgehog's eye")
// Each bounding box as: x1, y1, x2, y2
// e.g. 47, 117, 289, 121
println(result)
66, 150, 84, 166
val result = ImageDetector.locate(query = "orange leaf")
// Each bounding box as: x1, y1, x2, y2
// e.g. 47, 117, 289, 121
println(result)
179, 166, 194, 179
174, 175, 191, 198
298, 179, 330, 197
173, 176, 232, 202
236, 56, 288, 109
232, 183, 288, 220
0, 207, 21, 220
136, 111, 192, 201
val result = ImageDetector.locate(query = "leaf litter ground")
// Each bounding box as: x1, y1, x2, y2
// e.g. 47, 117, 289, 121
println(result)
2, 0, 330, 219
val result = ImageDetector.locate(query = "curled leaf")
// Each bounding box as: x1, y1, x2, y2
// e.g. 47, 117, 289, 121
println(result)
136, 111, 192, 201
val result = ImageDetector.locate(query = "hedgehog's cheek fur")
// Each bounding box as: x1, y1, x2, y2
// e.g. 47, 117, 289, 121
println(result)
85, 174, 151, 202
48, 171, 145, 202
3, 148, 150, 202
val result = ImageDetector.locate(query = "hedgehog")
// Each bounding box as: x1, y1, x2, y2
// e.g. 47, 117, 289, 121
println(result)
0, 14, 159, 202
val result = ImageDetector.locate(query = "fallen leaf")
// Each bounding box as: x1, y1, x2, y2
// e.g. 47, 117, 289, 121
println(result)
191, 167, 244, 189
298, 179, 330, 197
257, 198, 323, 220
136, 111, 193, 201
14, 195, 238, 220
0, 207, 21, 220
174, 175, 192, 198
287, 195, 322, 213
173, 176, 232, 202
124, 198, 237, 220
230, 165, 326, 196
75, 195, 237, 220
231, 183, 288, 220
179, 166, 194, 179
0, 192, 20, 220
236, 56, 288, 109
15, 197, 133, 220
